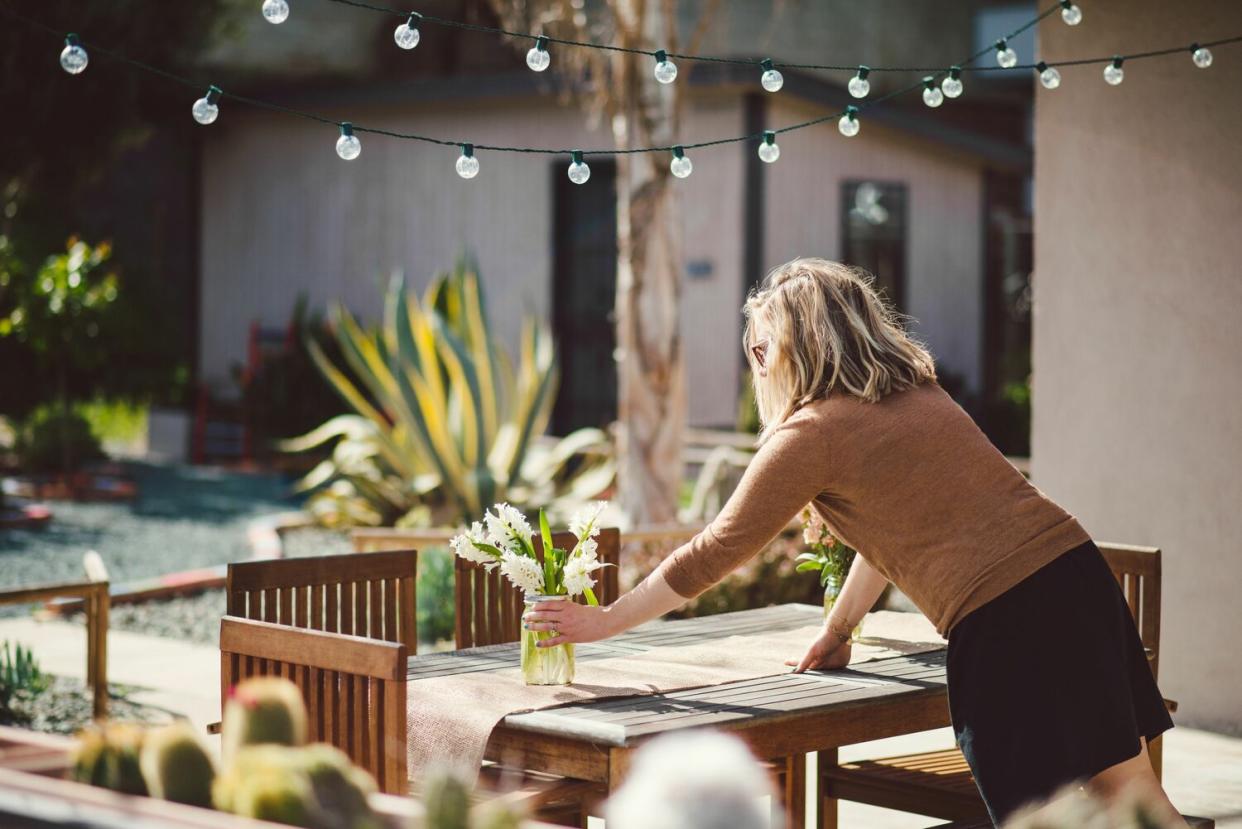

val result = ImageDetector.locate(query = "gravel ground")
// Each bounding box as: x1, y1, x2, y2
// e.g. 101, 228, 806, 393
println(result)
1, 676, 169, 735
1, 462, 299, 615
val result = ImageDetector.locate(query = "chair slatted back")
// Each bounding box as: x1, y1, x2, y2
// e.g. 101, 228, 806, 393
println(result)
219, 617, 407, 794
1098, 542, 1161, 678
227, 550, 418, 655
454, 528, 621, 648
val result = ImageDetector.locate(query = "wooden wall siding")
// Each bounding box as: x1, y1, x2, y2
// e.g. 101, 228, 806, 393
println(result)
219, 617, 408, 795
226, 550, 418, 655
454, 528, 621, 649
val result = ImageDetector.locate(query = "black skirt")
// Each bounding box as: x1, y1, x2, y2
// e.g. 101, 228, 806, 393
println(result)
947, 539, 1173, 824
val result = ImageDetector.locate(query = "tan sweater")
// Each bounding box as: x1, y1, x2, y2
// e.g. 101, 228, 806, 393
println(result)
658, 382, 1089, 635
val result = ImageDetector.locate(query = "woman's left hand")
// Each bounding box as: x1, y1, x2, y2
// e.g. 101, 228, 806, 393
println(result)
523, 601, 616, 648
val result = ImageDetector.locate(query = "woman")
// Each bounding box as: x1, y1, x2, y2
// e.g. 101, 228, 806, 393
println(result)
523, 258, 1179, 825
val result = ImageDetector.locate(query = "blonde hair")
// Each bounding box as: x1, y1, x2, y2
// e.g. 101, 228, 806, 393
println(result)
744, 257, 936, 439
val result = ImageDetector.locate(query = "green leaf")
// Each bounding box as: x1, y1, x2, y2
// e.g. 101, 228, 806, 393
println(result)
583, 586, 599, 607
539, 508, 555, 564
795, 561, 823, 573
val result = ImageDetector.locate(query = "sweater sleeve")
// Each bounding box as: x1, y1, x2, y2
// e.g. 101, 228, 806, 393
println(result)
656, 408, 829, 598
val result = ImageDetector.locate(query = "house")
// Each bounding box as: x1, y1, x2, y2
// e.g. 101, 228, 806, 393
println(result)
195, 1, 1036, 439
1031, 0, 1242, 733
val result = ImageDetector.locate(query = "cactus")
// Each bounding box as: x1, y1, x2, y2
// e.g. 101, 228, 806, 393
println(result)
216, 744, 380, 829
222, 677, 308, 760
421, 767, 472, 829
71, 723, 147, 796
139, 721, 217, 808
471, 800, 526, 829
299, 743, 381, 829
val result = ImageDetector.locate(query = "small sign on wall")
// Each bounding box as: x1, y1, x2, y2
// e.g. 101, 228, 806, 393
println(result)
686, 259, 714, 280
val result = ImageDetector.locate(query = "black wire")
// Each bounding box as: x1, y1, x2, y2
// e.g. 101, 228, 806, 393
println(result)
2, 1, 1239, 157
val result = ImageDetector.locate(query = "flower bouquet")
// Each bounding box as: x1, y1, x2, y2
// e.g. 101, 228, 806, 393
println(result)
796, 506, 862, 640
450, 502, 608, 685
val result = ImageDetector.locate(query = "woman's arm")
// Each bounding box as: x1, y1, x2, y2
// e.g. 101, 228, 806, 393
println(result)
525, 568, 685, 648
786, 553, 889, 671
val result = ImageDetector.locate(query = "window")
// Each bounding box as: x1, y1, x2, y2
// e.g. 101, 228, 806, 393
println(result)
841, 181, 908, 308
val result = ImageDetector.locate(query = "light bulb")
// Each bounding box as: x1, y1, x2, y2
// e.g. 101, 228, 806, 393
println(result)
1036, 62, 1061, 90
60, 34, 88, 75
1103, 57, 1124, 86
455, 144, 479, 179
848, 66, 870, 99
653, 50, 677, 84
394, 15, 420, 50
941, 66, 963, 99
670, 147, 693, 178
922, 77, 944, 108
527, 36, 550, 72
262, 0, 289, 25
760, 59, 783, 93
996, 40, 1017, 69
336, 123, 361, 161
1060, 1, 1082, 26
838, 107, 860, 138
1192, 44, 1213, 69
757, 131, 780, 163
192, 86, 222, 125
567, 151, 590, 184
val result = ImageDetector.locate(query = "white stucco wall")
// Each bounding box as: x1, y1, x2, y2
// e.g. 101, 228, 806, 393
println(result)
763, 98, 985, 393
1032, 1, 1242, 732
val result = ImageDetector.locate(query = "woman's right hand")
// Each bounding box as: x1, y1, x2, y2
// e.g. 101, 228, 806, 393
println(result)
786, 628, 853, 672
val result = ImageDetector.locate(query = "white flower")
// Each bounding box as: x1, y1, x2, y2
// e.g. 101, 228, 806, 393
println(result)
450, 521, 499, 570
563, 553, 604, 597
576, 536, 598, 563
568, 501, 607, 543
604, 731, 775, 829
484, 503, 533, 557
499, 550, 545, 595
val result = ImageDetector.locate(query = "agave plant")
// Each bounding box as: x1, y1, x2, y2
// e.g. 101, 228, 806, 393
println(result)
283, 261, 615, 528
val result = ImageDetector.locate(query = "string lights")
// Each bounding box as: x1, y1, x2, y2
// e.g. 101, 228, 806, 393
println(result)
192, 86, 223, 125
1104, 56, 1125, 85
336, 123, 361, 160
670, 146, 693, 178
758, 132, 780, 164
527, 36, 550, 72
848, 66, 870, 99
14, 3, 1240, 178
59, 34, 88, 75
760, 59, 784, 93
394, 14, 420, 50
262, 0, 289, 25
456, 144, 479, 179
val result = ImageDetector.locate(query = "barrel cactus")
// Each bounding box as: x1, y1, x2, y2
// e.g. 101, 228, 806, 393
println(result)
72, 723, 147, 796
139, 721, 217, 808
222, 677, 308, 760
421, 766, 472, 829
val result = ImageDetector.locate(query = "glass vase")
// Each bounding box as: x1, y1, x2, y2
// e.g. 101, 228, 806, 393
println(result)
521, 594, 575, 686
822, 573, 862, 641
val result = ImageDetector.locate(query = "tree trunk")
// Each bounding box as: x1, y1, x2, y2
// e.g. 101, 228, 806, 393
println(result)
612, 1, 685, 526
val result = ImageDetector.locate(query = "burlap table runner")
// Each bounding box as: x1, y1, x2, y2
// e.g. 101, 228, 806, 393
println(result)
406, 610, 944, 780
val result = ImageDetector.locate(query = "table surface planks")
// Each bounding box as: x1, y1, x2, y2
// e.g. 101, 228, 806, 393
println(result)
407, 604, 948, 749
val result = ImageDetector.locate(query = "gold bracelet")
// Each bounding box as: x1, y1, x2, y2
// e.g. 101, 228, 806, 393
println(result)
826, 616, 853, 645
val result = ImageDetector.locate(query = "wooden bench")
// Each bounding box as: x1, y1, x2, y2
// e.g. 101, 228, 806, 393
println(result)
0, 551, 109, 719
820, 543, 1179, 826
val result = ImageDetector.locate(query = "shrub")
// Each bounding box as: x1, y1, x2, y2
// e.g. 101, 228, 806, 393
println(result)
0, 641, 49, 724
14, 405, 104, 473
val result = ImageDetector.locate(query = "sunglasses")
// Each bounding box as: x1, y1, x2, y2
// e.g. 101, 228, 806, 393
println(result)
750, 338, 770, 369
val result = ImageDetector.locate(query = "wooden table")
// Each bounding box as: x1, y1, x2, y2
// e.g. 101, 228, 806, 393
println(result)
407, 604, 951, 828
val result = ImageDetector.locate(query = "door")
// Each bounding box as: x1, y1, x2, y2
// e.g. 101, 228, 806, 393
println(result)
551, 158, 618, 434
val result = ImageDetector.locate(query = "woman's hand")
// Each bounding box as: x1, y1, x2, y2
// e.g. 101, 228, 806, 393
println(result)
523, 601, 618, 648
786, 627, 853, 673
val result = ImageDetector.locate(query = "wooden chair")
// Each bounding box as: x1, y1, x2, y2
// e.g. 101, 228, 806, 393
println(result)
219, 616, 408, 794
819, 543, 1178, 827
226, 549, 418, 654
0, 551, 109, 719
454, 528, 621, 648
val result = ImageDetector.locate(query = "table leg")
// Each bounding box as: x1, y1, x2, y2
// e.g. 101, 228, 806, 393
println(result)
779, 753, 807, 829
818, 748, 837, 829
